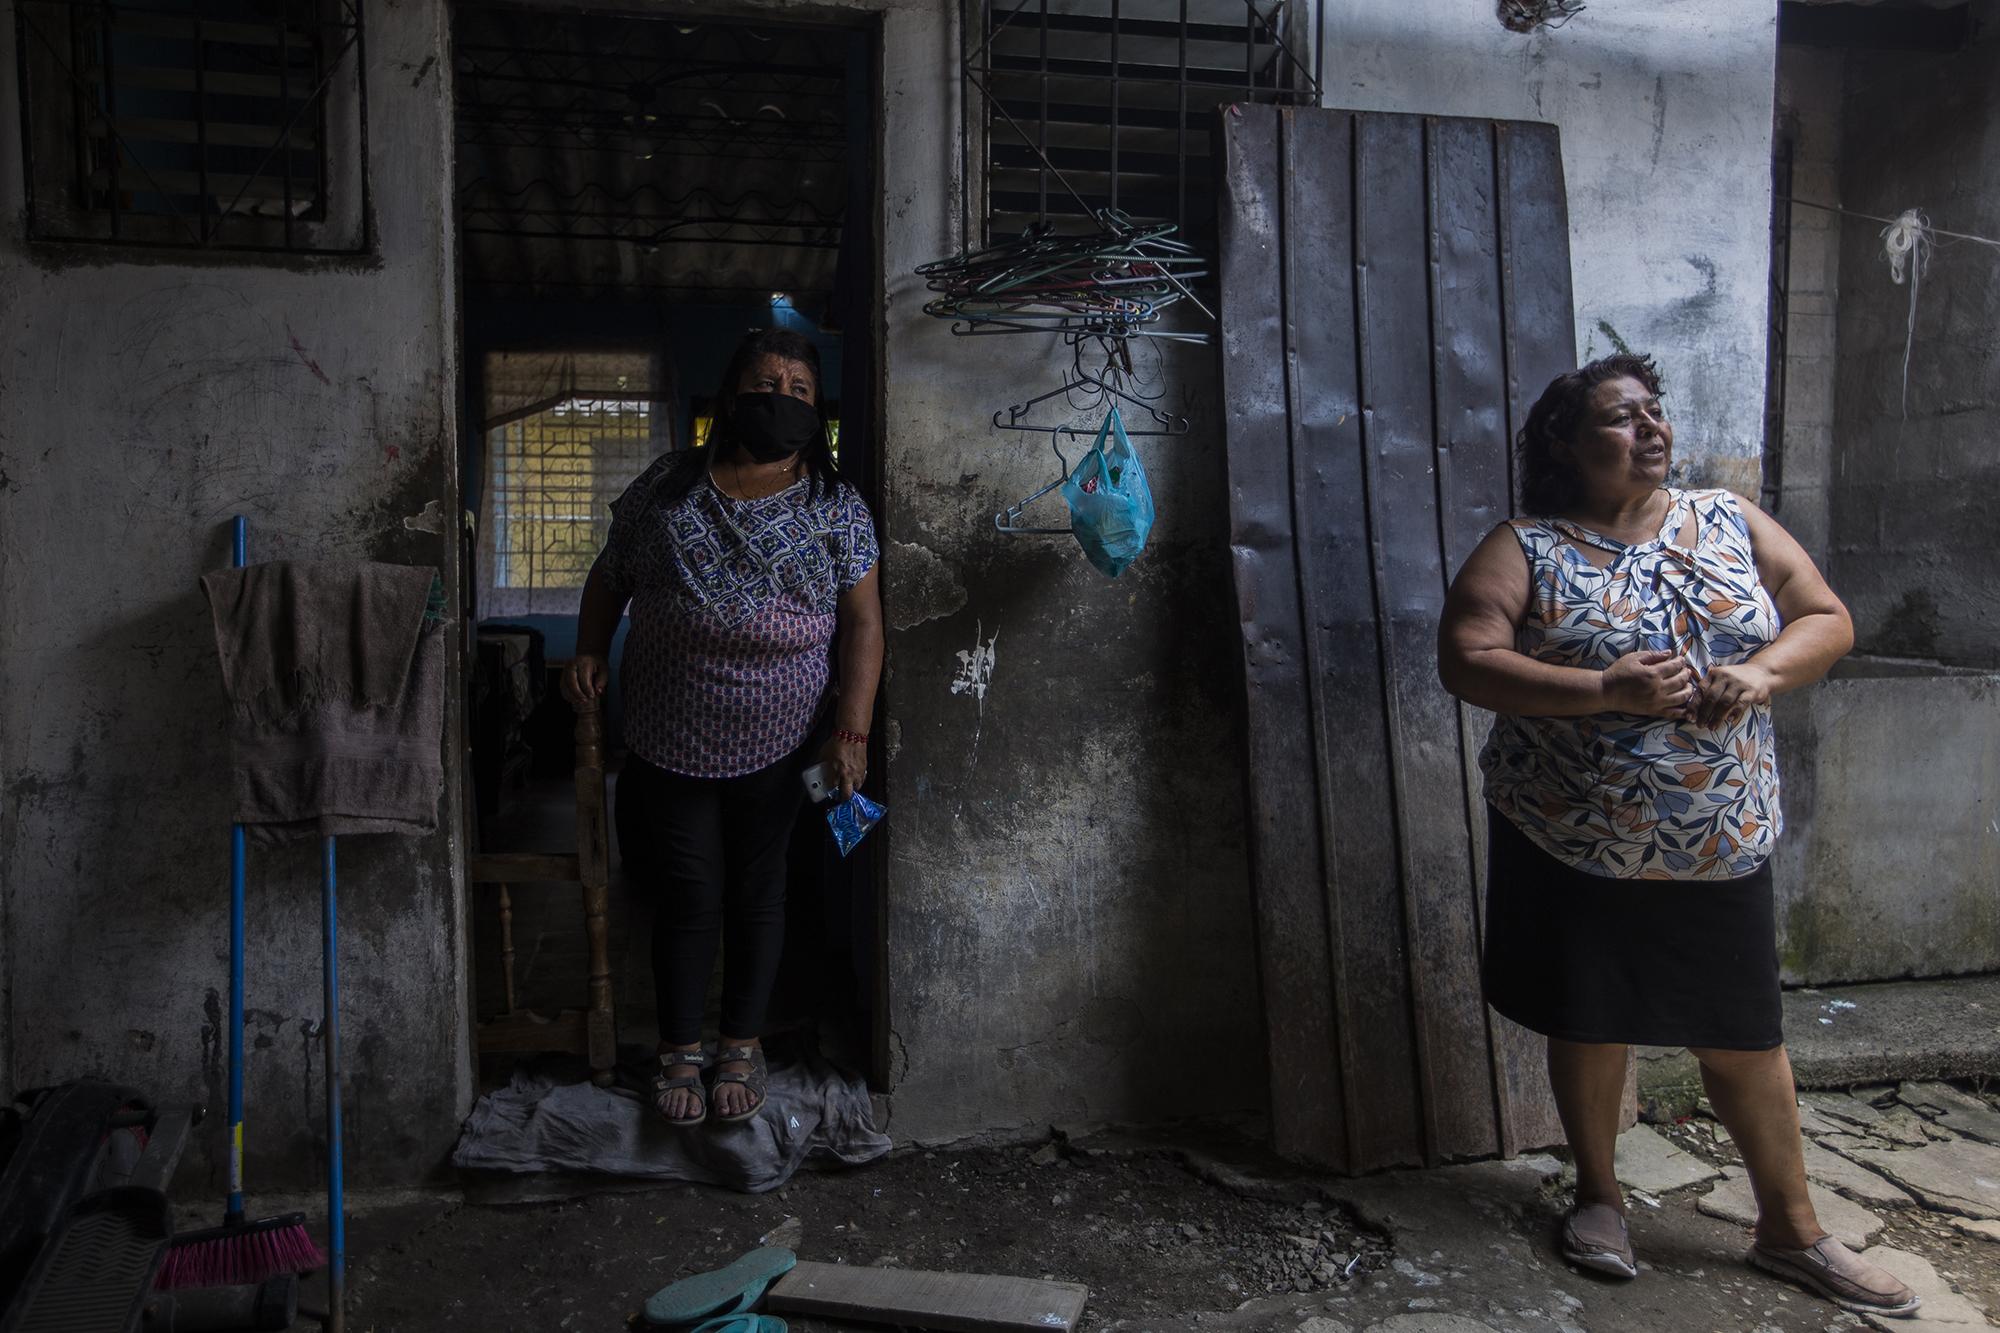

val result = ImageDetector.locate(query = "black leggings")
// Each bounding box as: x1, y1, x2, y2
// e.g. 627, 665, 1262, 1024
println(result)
629, 752, 806, 1045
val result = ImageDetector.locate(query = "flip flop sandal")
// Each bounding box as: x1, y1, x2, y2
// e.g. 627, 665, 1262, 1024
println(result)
642, 1246, 797, 1326
1749, 1237, 1921, 1317
710, 1045, 769, 1125
651, 1047, 711, 1128
1559, 1203, 1637, 1279
685, 1317, 758, 1333
687, 1318, 786, 1333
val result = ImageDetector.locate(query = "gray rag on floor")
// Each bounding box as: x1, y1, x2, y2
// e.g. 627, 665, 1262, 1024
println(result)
452, 1051, 891, 1193
201, 561, 444, 840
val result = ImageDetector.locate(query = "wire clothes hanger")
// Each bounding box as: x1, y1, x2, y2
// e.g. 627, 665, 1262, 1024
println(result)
919, 210, 1214, 343
993, 332, 1188, 439
991, 338, 1181, 533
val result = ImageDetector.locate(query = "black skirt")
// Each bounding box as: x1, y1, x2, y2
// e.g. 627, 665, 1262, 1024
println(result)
1482, 805, 1783, 1050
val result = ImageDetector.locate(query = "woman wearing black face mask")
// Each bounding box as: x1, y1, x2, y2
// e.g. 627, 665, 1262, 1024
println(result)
562, 328, 883, 1130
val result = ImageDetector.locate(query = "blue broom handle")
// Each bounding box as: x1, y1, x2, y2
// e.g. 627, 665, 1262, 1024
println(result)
323, 835, 345, 1333
227, 515, 247, 1225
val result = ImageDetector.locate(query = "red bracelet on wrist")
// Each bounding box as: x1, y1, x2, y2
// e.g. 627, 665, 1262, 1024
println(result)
833, 728, 868, 746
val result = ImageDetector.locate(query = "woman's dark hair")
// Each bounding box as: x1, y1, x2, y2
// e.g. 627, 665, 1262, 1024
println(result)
658, 327, 840, 506
1516, 352, 1665, 515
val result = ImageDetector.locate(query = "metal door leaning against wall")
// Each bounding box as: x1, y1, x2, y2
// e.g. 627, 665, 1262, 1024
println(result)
1214, 105, 1578, 1173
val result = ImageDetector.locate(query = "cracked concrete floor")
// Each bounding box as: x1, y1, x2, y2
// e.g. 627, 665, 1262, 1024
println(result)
320, 1084, 2000, 1333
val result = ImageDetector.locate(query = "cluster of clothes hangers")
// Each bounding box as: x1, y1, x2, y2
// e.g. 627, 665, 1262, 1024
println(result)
917, 210, 1213, 343
916, 208, 1214, 535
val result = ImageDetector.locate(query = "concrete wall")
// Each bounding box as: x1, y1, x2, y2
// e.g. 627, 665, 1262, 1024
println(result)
1773, 666, 2000, 985
880, 1, 1783, 1143
873, 10, 1262, 1140
1767, 18, 2000, 986
1322, 1, 1780, 496
0, 0, 468, 1192
1828, 12, 2000, 669
1772, 43, 1845, 569
0, 0, 1791, 1177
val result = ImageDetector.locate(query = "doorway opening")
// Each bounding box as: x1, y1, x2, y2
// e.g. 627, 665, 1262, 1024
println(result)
450, 5, 887, 1091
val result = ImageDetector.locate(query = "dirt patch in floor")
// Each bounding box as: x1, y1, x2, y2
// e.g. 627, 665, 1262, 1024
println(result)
341, 1143, 1389, 1332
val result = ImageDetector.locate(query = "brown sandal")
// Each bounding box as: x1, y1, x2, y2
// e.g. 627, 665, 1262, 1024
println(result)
710, 1045, 768, 1125
652, 1047, 711, 1128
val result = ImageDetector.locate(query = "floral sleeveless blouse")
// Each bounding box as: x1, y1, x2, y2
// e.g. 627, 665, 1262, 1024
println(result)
1480, 488, 1783, 880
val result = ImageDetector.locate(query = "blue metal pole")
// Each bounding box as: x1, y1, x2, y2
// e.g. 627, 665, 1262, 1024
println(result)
227, 515, 248, 1225
323, 834, 345, 1333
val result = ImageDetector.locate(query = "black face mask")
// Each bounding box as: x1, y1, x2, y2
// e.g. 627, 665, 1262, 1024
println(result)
731, 392, 821, 463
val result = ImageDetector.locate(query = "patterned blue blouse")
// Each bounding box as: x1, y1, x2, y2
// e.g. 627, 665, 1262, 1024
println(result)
1480, 488, 1784, 880
599, 453, 879, 779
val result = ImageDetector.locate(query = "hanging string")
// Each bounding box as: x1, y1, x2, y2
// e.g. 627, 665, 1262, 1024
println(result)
1782, 197, 2000, 419
1880, 209, 1933, 418
1783, 196, 2000, 252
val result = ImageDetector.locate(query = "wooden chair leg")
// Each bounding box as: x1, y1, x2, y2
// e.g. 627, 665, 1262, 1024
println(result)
574, 699, 617, 1086
497, 883, 517, 1016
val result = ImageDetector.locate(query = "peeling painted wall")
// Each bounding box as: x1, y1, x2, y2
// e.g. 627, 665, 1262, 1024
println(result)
0, 0, 467, 1190
872, 3, 1264, 1141
1321, 1, 1780, 495
879, 2, 1782, 1145
1827, 13, 2000, 670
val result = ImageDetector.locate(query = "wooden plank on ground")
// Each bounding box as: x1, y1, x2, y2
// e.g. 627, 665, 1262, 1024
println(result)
766, 1261, 1089, 1333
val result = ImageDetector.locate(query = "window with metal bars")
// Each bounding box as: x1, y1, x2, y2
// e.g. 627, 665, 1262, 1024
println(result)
963, 0, 1320, 244
14, 0, 367, 251
479, 351, 673, 618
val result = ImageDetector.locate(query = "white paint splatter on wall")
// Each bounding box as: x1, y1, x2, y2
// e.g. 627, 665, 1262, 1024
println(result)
950, 620, 999, 714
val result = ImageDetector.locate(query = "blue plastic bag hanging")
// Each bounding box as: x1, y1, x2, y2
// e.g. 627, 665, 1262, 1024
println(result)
1061, 405, 1155, 578
827, 792, 886, 858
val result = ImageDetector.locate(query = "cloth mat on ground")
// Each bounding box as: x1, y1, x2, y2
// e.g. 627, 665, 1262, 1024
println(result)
452, 1047, 889, 1194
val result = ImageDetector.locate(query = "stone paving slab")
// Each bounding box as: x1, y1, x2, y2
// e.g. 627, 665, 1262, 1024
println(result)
1857, 1246, 1992, 1330
1804, 1090, 1897, 1134
1613, 1124, 1723, 1196
1696, 1168, 1884, 1249
1801, 1137, 1917, 1207
1902, 1083, 2000, 1147
1798, 1100, 1858, 1139
1838, 1139, 2000, 1220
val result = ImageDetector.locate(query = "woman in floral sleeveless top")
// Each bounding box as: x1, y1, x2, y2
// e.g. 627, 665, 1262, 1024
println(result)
1438, 355, 1916, 1317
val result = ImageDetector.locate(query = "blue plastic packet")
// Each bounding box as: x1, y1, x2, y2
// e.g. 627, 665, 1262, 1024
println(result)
827, 792, 886, 858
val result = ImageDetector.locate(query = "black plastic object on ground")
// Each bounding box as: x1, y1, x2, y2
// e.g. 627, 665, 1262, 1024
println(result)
0, 1188, 171, 1333
0, 1083, 151, 1317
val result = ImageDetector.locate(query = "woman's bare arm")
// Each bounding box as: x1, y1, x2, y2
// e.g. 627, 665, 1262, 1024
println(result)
1438, 525, 1694, 718
1690, 498, 1853, 727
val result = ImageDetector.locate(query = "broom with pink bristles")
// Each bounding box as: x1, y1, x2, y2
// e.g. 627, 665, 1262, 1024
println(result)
159, 515, 326, 1294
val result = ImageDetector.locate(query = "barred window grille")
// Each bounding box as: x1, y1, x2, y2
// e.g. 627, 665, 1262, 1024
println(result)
14, 0, 367, 251
479, 351, 672, 618
963, 0, 1321, 243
